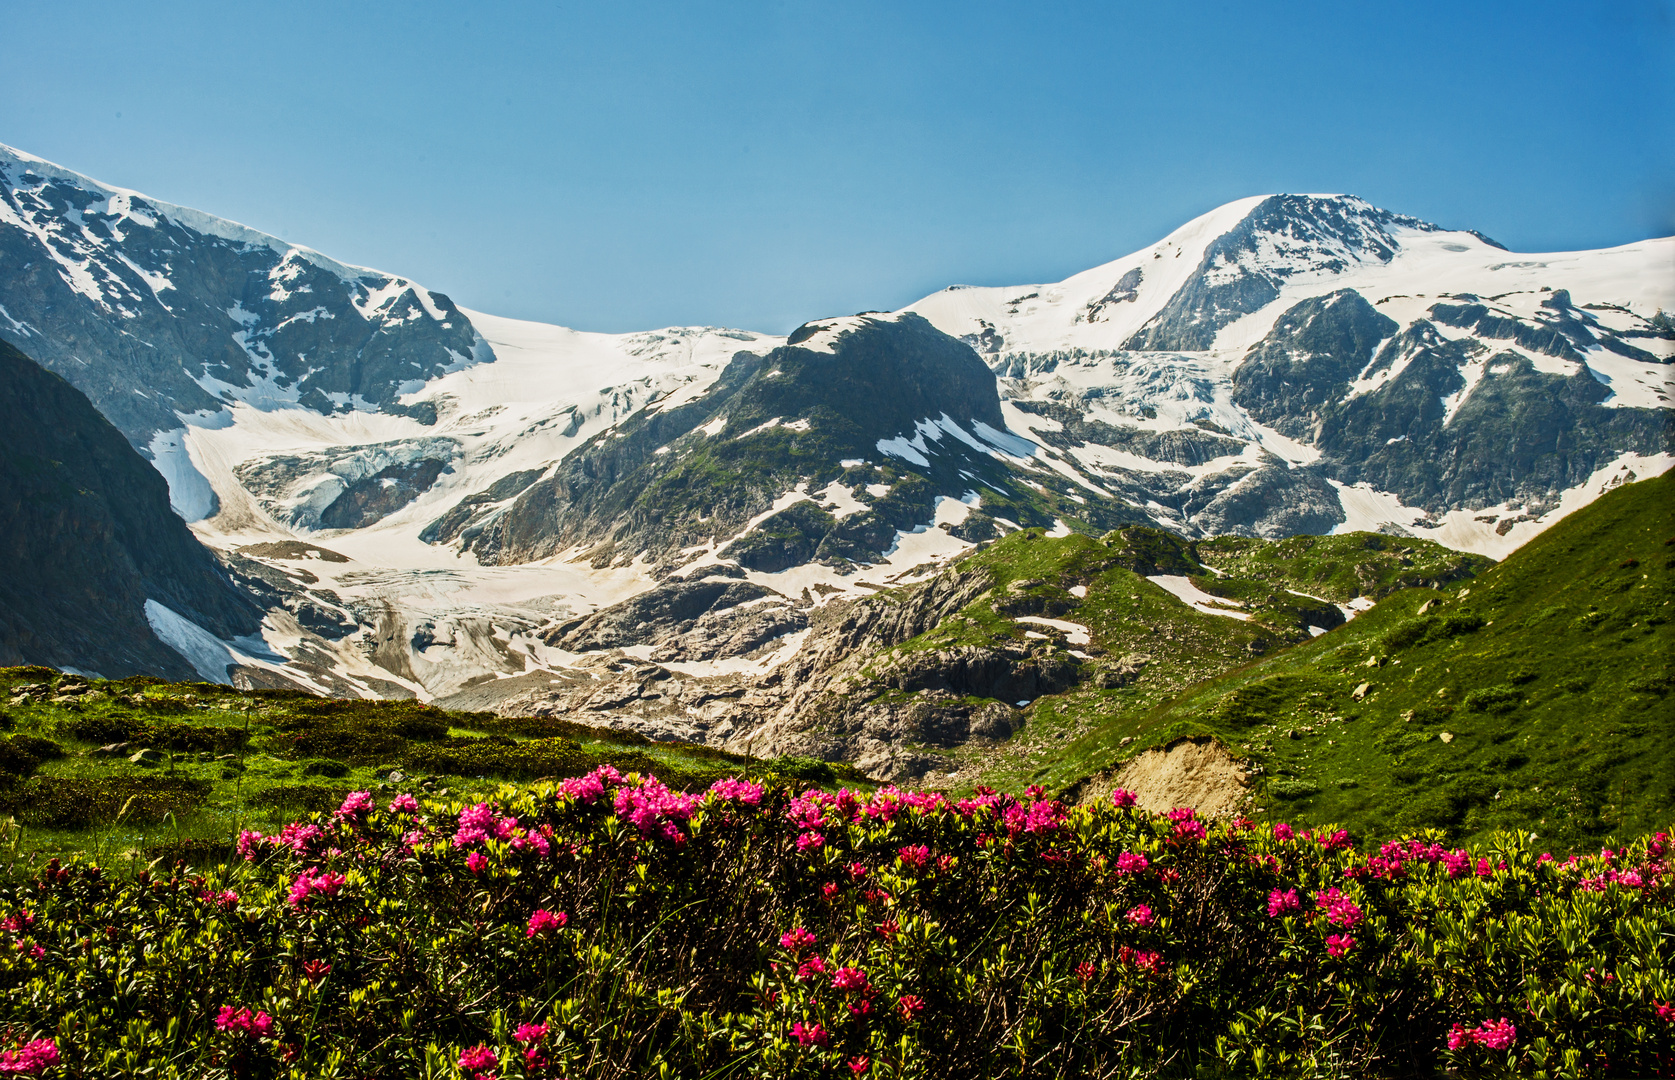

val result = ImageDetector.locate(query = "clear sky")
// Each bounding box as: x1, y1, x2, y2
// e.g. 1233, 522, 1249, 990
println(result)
3, 0, 1670, 334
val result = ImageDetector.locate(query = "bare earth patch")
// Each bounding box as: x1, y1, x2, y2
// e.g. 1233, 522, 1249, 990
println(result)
1078, 737, 1251, 817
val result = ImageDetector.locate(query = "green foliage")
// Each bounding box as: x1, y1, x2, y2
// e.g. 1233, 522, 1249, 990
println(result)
768, 755, 836, 784
1196, 531, 1493, 603
0, 776, 209, 827
0, 780, 1668, 1078
405, 736, 595, 780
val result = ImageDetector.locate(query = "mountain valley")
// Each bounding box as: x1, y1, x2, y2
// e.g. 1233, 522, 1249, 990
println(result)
0, 142, 1670, 832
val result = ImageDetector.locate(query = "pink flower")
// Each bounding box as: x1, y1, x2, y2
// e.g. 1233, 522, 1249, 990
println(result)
614, 775, 700, 842
898, 994, 925, 1020
335, 790, 374, 819
1076, 961, 1097, 983
797, 956, 828, 981
466, 852, 489, 875
848, 1056, 871, 1074
526, 908, 567, 937
458, 1044, 499, 1071
286, 869, 346, 907
1172, 818, 1207, 842
847, 861, 869, 881
0, 1037, 59, 1074
1443, 849, 1470, 878
709, 777, 764, 805
1114, 851, 1149, 875
1272, 822, 1294, 841
821, 881, 839, 899
1110, 788, 1137, 809
832, 966, 870, 993
780, 927, 816, 953
791, 1021, 829, 1047
302, 960, 331, 983
1119, 947, 1167, 974
1125, 904, 1156, 927
898, 844, 930, 869
1314, 887, 1364, 929
1267, 888, 1301, 918
1477, 1018, 1516, 1051
796, 831, 825, 853
388, 793, 419, 814
1654, 1001, 1675, 1023
1447, 1017, 1516, 1050
214, 1006, 275, 1038
513, 1022, 549, 1045
1325, 934, 1355, 958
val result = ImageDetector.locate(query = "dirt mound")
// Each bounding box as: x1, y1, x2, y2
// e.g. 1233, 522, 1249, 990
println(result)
1078, 737, 1251, 817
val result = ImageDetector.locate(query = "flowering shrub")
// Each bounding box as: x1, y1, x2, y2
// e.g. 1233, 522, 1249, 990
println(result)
0, 767, 1668, 1078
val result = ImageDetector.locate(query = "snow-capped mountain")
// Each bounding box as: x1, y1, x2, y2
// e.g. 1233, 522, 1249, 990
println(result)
0, 146, 1670, 711
904, 193, 1672, 547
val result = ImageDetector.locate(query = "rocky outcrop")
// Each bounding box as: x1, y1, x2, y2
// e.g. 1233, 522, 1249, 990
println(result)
0, 339, 261, 677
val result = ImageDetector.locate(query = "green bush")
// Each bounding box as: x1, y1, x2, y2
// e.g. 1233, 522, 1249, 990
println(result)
248, 785, 350, 813
769, 755, 837, 784
3, 781, 1667, 1078
1464, 684, 1522, 714
300, 758, 350, 779
1267, 778, 1321, 800
57, 711, 151, 745
0, 735, 63, 775
0, 776, 209, 827
406, 736, 594, 780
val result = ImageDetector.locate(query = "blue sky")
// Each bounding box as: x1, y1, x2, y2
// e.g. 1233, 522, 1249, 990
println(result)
3, 0, 1670, 333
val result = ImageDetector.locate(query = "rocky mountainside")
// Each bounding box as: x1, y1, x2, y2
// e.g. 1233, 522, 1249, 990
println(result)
0, 144, 488, 517
0, 338, 261, 679
456, 311, 1146, 571
0, 143, 1669, 734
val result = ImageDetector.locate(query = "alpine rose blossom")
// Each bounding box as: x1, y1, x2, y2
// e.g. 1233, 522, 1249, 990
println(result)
526, 908, 567, 937
1325, 934, 1355, 958
791, 1021, 829, 1047
1126, 904, 1156, 927
0, 1037, 59, 1074
1110, 788, 1137, 809
458, 1043, 499, 1072
832, 966, 870, 992
780, 927, 816, 953
1267, 888, 1301, 918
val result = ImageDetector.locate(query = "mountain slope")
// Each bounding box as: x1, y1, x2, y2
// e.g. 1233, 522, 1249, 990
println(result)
0, 142, 1669, 709
1089, 470, 1675, 848
462, 312, 1147, 572
0, 339, 261, 678
0, 143, 487, 503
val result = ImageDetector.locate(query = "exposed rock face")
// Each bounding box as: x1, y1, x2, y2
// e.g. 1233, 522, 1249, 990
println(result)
874, 646, 1080, 702
460, 312, 1056, 569
1231, 289, 1670, 514
0, 339, 261, 677
545, 578, 805, 661
1124, 196, 1436, 351
0, 147, 488, 449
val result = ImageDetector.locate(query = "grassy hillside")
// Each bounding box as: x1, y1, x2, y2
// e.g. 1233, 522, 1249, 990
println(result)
1093, 472, 1675, 850
842, 525, 1491, 795
0, 671, 861, 866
